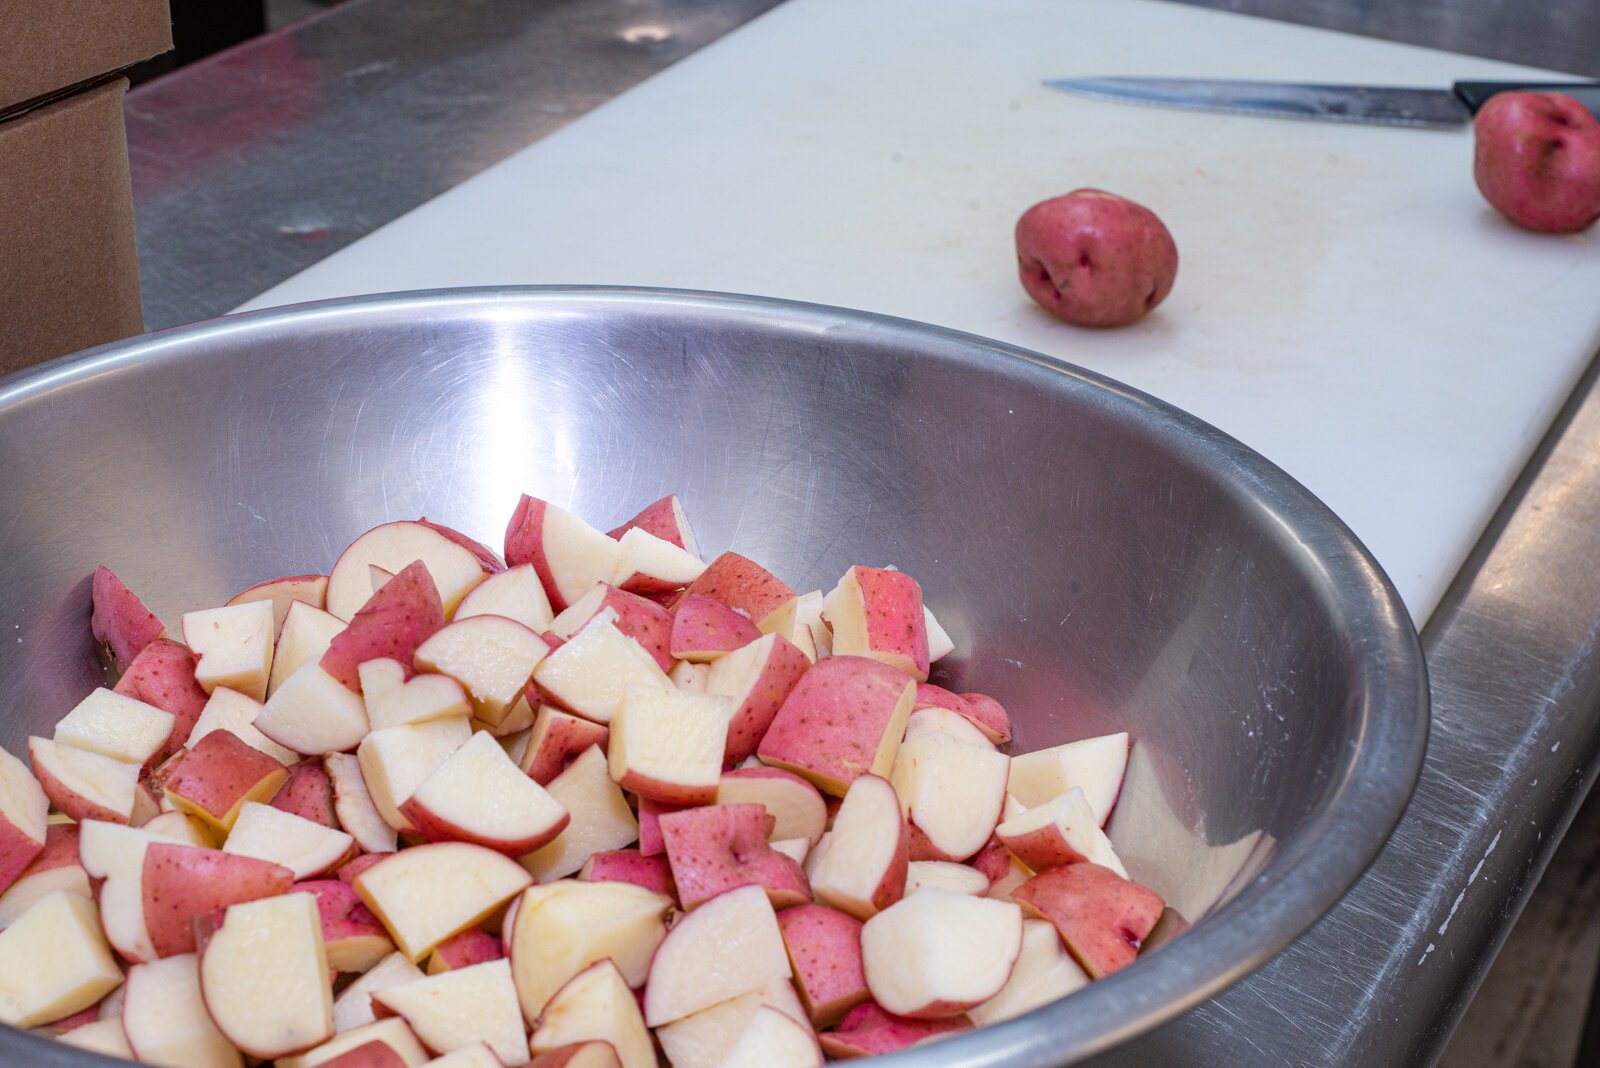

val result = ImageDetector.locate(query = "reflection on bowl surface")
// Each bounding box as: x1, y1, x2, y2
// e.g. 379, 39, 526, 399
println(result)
0, 287, 1426, 1067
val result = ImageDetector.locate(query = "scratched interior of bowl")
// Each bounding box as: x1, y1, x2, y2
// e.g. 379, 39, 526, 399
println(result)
0, 298, 1353, 936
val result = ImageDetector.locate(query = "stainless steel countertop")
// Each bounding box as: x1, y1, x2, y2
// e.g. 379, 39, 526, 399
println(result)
125, 2, 1600, 1065
128, 0, 785, 332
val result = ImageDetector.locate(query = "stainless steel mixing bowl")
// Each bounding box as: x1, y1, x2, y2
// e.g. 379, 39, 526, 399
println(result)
0, 287, 1427, 1066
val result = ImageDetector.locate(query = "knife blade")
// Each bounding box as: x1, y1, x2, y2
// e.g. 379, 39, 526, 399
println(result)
1044, 77, 1600, 129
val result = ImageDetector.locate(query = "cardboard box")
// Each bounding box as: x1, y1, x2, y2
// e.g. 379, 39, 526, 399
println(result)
0, 0, 171, 375
1, 0, 173, 112
0, 80, 145, 376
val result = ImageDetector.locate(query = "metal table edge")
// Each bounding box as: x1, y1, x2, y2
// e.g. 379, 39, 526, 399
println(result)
119, 0, 1600, 1064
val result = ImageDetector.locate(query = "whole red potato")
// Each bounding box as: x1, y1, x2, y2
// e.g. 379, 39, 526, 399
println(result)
1473, 91, 1600, 233
1015, 189, 1178, 328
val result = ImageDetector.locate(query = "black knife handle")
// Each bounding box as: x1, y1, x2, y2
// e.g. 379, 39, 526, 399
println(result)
1452, 81, 1600, 119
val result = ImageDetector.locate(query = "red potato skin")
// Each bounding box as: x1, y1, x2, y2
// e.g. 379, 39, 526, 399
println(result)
609, 494, 699, 597
658, 803, 810, 910
669, 594, 761, 662
427, 925, 504, 971
416, 517, 506, 573
971, 835, 1019, 888
125, 775, 177, 847
889, 992, 989, 1022
651, 589, 686, 612
607, 495, 690, 548
852, 567, 930, 681
520, 712, 609, 785
315, 1042, 413, 1068
819, 1002, 971, 1058
839, 774, 911, 918
498, 898, 519, 957
142, 842, 295, 957
910, 688, 1014, 747
295, 879, 393, 970
1015, 189, 1178, 328
45, 790, 127, 831
1473, 91, 1600, 233
681, 552, 797, 629
612, 762, 717, 809
776, 903, 871, 1028
581, 849, 677, 899
91, 565, 166, 671
756, 656, 916, 796
145, 754, 183, 802
611, 569, 684, 600
270, 761, 340, 828
721, 634, 813, 765
955, 692, 1013, 744
321, 559, 446, 692
11, 821, 80, 880
911, 683, 965, 714
896, 734, 1010, 864
226, 574, 330, 640
996, 822, 1090, 873
636, 796, 688, 857
296, 878, 387, 927
569, 585, 675, 673
1012, 862, 1164, 978
163, 729, 290, 825
717, 765, 828, 846
190, 906, 226, 957
336, 852, 389, 885
505, 495, 570, 612
28, 738, 133, 824
36, 1004, 100, 1035
531, 1041, 623, 1068
0, 812, 44, 895
131, 782, 163, 827
399, 790, 569, 856
113, 638, 210, 767
906, 822, 978, 865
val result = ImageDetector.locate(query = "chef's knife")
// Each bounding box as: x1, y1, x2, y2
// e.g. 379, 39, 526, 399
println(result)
1044, 77, 1600, 128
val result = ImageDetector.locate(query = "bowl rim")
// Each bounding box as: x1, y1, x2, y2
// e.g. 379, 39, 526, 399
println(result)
0, 286, 1429, 1068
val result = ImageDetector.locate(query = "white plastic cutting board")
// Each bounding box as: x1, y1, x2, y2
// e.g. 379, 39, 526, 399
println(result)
242, 0, 1600, 625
